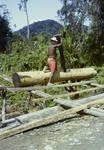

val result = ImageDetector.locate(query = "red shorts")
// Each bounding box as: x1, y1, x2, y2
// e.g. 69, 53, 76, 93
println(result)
48, 57, 57, 72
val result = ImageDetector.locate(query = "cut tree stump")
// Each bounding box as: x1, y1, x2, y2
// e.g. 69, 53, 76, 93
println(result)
12, 68, 97, 87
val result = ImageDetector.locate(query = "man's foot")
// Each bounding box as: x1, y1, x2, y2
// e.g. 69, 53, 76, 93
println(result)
47, 83, 55, 87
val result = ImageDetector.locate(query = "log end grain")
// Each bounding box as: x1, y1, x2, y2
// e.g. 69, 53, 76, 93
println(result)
12, 73, 21, 87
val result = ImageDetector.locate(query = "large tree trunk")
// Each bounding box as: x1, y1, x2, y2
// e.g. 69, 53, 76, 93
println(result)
12, 68, 97, 87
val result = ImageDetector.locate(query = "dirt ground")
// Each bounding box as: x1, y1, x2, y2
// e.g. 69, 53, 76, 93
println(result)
0, 115, 104, 150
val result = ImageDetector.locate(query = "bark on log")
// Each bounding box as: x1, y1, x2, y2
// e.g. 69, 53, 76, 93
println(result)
12, 68, 97, 87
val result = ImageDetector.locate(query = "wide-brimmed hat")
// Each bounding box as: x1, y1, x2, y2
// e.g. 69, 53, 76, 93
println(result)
51, 37, 58, 42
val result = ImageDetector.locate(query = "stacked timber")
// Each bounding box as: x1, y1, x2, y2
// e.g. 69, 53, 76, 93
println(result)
0, 93, 104, 140
12, 67, 97, 87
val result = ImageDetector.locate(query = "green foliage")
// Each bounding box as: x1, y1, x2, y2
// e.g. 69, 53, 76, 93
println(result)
0, 34, 48, 75
81, 31, 104, 66
58, 0, 104, 66
94, 66, 104, 84
0, 34, 49, 111
60, 29, 82, 68
0, 15, 12, 52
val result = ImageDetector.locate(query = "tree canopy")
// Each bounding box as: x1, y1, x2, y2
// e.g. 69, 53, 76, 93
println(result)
58, 0, 104, 65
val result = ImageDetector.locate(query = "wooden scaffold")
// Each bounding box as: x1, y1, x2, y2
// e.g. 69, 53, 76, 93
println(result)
0, 68, 104, 140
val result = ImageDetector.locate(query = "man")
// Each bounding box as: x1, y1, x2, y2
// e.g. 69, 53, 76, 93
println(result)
47, 36, 62, 86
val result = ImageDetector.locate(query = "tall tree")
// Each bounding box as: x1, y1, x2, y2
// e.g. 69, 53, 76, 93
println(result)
58, 0, 104, 40
58, 0, 87, 36
18, 0, 30, 39
0, 5, 12, 53
84, 0, 104, 65
58, 0, 104, 65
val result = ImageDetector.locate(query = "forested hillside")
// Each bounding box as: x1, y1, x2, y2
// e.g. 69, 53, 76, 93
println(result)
16, 19, 63, 37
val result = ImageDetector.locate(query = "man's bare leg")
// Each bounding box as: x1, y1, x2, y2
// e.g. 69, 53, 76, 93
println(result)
47, 72, 55, 86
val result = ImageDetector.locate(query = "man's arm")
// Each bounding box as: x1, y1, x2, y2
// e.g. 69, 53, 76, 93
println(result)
54, 42, 62, 48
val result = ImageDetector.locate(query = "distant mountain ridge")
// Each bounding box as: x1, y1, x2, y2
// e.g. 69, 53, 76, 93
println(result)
17, 19, 63, 37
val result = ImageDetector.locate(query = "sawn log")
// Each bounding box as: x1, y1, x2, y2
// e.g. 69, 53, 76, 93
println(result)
12, 67, 97, 87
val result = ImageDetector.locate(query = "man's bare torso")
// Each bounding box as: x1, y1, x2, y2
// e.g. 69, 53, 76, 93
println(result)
48, 45, 57, 58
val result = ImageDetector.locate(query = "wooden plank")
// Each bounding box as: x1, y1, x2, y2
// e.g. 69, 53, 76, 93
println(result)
90, 107, 104, 114
84, 108, 104, 117
0, 106, 63, 136
32, 93, 69, 102
54, 93, 104, 106
54, 99, 78, 108
1, 106, 62, 125
1, 91, 6, 123
1, 98, 6, 123
31, 90, 51, 98
91, 83, 104, 88
0, 97, 104, 140
75, 93, 104, 105
69, 87, 101, 96
31, 87, 98, 99
53, 93, 104, 112
7, 80, 95, 92
31, 87, 104, 103
54, 99, 104, 117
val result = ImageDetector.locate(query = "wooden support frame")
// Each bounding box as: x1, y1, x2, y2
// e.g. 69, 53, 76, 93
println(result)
6, 80, 95, 92
1, 90, 6, 123
31, 86, 104, 103
0, 80, 104, 139
0, 97, 104, 140
0, 80, 103, 120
